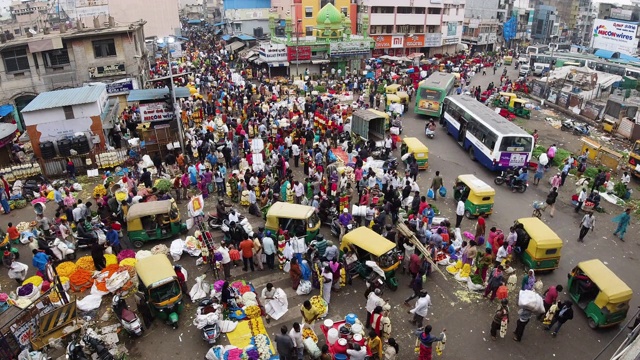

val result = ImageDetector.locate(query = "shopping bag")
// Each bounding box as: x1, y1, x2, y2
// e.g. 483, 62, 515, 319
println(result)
439, 186, 447, 198
427, 188, 435, 199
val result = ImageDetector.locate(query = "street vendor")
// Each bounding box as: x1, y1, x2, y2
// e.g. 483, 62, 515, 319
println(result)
301, 300, 320, 327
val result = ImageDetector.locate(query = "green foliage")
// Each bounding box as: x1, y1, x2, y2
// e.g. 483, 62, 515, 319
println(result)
552, 148, 571, 167
614, 182, 628, 199
314, 85, 326, 93
154, 178, 173, 193
377, 84, 385, 94
532, 145, 546, 159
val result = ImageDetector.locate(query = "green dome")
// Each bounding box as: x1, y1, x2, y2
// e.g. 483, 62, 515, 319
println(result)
316, 3, 343, 25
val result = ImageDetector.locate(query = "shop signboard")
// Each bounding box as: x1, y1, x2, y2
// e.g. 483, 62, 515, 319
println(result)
88, 63, 126, 79
592, 19, 639, 55
424, 33, 442, 47
443, 36, 459, 45
287, 46, 312, 61
106, 79, 134, 95
329, 40, 372, 57
139, 102, 174, 122
374, 35, 404, 49
405, 35, 425, 48
258, 42, 288, 62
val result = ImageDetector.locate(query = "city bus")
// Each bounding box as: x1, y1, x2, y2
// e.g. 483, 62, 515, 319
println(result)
527, 45, 550, 55
414, 72, 456, 119
442, 96, 534, 171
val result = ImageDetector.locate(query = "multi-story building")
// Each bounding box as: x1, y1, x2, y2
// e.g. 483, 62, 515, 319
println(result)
461, 0, 504, 53
223, 0, 272, 37
356, 0, 465, 57
270, 0, 357, 39
541, 0, 577, 41
531, 4, 556, 43
512, 0, 534, 46
0, 20, 148, 130
574, 0, 594, 46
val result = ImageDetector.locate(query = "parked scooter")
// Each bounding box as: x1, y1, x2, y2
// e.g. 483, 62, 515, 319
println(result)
195, 299, 221, 345
561, 120, 575, 132
330, 218, 354, 238
573, 123, 590, 136
319, 205, 337, 227
66, 333, 88, 360
82, 333, 115, 360
112, 295, 143, 337
49, 237, 76, 261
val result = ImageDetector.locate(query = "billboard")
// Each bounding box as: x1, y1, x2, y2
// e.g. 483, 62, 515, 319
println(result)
592, 19, 639, 55
287, 46, 311, 61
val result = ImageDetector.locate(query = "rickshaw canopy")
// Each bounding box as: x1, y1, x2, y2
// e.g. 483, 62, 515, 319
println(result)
402, 137, 429, 156
386, 94, 401, 104
397, 91, 409, 102
127, 200, 174, 221
135, 254, 177, 287
457, 174, 495, 197
577, 259, 632, 304
518, 217, 563, 254
341, 227, 395, 256
385, 84, 401, 94
266, 202, 316, 221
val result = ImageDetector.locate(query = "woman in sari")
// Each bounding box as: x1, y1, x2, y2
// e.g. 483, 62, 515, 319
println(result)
289, 257, 302, 290
415, 325, 446, 360
521, 269, 536, 291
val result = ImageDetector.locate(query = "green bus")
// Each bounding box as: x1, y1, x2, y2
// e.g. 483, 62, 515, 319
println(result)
414, 72, 456, 119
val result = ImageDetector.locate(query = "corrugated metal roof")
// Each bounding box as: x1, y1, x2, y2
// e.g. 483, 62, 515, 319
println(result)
21, 85, 106, 113
126, 87, 193, 102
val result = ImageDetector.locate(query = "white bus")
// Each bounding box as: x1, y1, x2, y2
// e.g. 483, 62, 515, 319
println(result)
527, 45, 550, 55
442, 96, 534, 171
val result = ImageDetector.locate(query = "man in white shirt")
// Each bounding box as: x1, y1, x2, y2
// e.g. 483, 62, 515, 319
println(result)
578, 212, 595, 243
575, 188, 587, 213
217, 243, 232, 280
495, 242, 508, 266
455, 199, 465, 228
622, 171, 631, 189
291, 143, 300, 168
409, 290, 432, 327
366, 288, 387, 327
288, 322, 304, 360
72, 204, 84, 223
293, 181, 305, 204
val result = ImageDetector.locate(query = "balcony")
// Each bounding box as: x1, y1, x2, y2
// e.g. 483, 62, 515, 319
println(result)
370, 13, 396, 26
396, 13, 426, 25
426, 14, 441, 25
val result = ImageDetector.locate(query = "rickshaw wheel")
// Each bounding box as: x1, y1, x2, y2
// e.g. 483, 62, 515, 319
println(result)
387, 282, 398, 292
132, 240, 144, 249
464, 210, 473, 219
588, 318, 598, 329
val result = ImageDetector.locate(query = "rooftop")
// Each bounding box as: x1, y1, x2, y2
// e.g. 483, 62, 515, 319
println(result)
21, 85, 106, 113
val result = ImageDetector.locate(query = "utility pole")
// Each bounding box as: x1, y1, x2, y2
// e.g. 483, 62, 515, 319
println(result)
296, 19, 301, 80
162, 37, 186, 153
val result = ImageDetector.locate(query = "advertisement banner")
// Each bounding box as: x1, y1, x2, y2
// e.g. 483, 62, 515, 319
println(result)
424, 33, 442, 47
106, 79, 134, 95
610, 8, 633, 21
405, 35, 425, 48
499, 152, 529, 167
374, 36, 392, 48
139, 102, 174, 122
329, 40, 371, 57
287, 46, 311, 61
258, 42, 288, 62
592, 19, 639, 55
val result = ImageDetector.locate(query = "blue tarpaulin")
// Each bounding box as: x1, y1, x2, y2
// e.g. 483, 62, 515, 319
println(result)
0, 104, 14, 117
594, 49, 619, 59
503, 17, 517, 42
221, 35, 231, 42
213, 22, 226, 26
187, 19, 201, 25
620, 53, 640, 62
236, 34, 255, 41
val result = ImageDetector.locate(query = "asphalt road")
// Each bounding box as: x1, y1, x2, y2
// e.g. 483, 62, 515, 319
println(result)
2, 63, 637, 360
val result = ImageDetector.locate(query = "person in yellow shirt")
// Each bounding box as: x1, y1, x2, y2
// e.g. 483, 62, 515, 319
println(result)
367, 330, 383, 360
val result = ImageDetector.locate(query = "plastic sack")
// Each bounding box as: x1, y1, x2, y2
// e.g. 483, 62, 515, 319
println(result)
193, 313, 219, 329
507, 274, 518, 292
136, 250, 152, 260
300, 260, 312, 281
218, 320, 238, 333
282, 261, 291, 273
205, 345, 226, 360
427, 188, 435, 199
151, 244, 169, 255
72, 183, 83, 191
538, 153, 549, 166
296, 280, 312, 295
439, 186, 447, 197
77, 294, 103, 312
190, 275, 209, 302
170, 239, 184, 261
518, 290, 545, 314
467, 278, 484, 292
303, 337, 321, 359
106, 270, 130, 293
8, 262, 28, 280
282, 243, 294, 260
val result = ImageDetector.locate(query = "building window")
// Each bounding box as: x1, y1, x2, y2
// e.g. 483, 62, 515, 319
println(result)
397, 25, 409, 33
397, 7, 412, 14
341, 7, 347, 16
428, 8, 441, 14
13, 28, 20, 35
415, 7, 426, 14
305, 26, 313, 36
2, 48, 29, 73
233, 23, 241, 31
305, 7, 313, 18
43, 46, 70, 67
371, 6, 393, 14
320, 0, 334, 7
92, 39, 116, 58
63, 106, 74, 120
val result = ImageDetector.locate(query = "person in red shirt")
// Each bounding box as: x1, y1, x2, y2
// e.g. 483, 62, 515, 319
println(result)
475, 213, 486, 240
7, 222, 19, 243
239, 238, 255, 272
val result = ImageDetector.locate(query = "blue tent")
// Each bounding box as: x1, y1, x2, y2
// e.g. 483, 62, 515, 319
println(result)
0, 104, 14, 117
503, 17, 517, 42
187, 19, 201, 25
594, 49, 619, 59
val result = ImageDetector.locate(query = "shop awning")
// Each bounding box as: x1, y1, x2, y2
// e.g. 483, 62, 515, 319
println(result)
226, 41, 245, 52
268, 62, 289, 67
0, 104, 14, 117
236, 34, 255, 41
241, 51, 255, 59
594, 49, 619, 60
221, 35, 231, 42
0, 122, 17, 147
311, 59, 330, 64
127, 87, 192, 102
187, 19, 201, 25
213, 22, 226, 26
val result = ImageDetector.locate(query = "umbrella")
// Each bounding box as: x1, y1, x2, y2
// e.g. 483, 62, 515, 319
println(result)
391, 75, 400, 80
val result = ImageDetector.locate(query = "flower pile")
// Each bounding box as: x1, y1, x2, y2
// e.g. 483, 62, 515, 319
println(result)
104, 254, 118, 266
253, 334, 272, 360
245, 347, 259, 360
56, 262, 77, 277
117, 249, 136, 263
302, 328, 318, 342
310, 296, 327, 316
224, 348, 244, 360
75, 256, 96, 272
244, 305, 261, 319
119, 258, 137, 267
93, 184, 107, 198
22, 275, 43, 287
69, 268, 93, 292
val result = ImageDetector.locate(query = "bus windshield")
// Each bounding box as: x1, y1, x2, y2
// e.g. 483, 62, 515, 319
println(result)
499, 136, 533, 152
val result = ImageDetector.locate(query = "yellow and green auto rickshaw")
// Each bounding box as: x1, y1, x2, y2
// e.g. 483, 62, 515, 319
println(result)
514, 217, 563, 271
567, 259, 633, 329
454, 174, 495, 218
126, 200, 187, 248
385, 84, 402, 95
136, 254, 184, 328
401, 137, 429, 170
340, 227, 401, 291
265, 202, 320, 243
503, 55, 513, 65
386, 94, 401, 112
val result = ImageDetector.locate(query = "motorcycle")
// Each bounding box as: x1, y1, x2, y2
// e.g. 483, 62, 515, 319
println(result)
319, 206, 338, 227
391, 117, 403, 134
195, 299, 222, 345
112, 295, 143, 337
507, 179, 528, 193
330, 218, 354, 238
573, 123, 590, 136
561, 120, 575, 132
66, 334, 88, 360
424, 125, 435, 139
207, 212, 224, 230
82, 332, 115, 360
49, 238, 76, 261
493, 167, 521, 186
382, 158, 398, 172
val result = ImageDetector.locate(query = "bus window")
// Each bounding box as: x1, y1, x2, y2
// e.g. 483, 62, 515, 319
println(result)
499, 136, 533, 152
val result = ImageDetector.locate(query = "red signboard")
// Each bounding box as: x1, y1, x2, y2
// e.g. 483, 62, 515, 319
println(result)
287, 46, 312, 61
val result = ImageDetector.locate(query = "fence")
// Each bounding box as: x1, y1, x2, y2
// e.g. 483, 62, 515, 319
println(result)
39, 148, 129, 179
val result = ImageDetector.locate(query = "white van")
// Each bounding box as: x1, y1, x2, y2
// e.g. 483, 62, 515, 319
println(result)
518, 57, 529, 65
533, 63, 550, 76
519, 64, 530, 77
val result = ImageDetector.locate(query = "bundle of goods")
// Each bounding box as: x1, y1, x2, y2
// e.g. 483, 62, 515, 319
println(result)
93, 184, 107, 198
309, 295, 328, 317
96, 150, 127, 169
1, 163, 43, 182
69, 268, 93, 292
75, 256, 96, 272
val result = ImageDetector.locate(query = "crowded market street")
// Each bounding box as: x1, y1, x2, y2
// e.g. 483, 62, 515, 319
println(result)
2, 20, 640, 360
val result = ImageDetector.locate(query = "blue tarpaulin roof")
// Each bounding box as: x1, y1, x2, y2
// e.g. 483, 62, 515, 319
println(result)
236, 34, 255, 41
221, 35, 231, 41
594, 49, 619, 59
187, 19, 201, 25
214, 29, 222, 35
620, 53, 640, 63
127, 88, 192, 102
213, 22, 226, 26
0, 104, 14, 117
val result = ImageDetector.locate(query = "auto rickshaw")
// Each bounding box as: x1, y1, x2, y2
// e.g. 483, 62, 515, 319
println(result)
265, 202, 320, 243
400, 137, 429, 170
567, 259, 633, 329
385, 84, 401, 95
340, 227, 401, 291
514, 217, 563, 271
367, 109, 391, 131
503, 55, 513, 65
453, 174, 495, 218
126, 200, 187, 248
493, 92, 518, 109
386, 94, 401, 112
135, 254, 184, 328
511, 99, 531, 118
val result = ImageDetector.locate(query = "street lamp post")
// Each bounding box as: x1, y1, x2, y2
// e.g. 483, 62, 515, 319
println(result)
296, 19, 302, 80
158, 36, 186, 154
